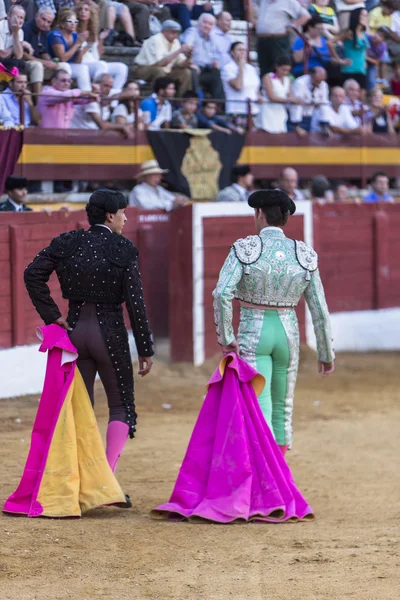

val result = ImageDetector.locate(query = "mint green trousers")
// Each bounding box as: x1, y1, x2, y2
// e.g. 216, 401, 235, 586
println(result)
238, 308, 300, 447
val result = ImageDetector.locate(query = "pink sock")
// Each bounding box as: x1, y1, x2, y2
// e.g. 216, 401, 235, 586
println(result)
106, 421, 129, 473
279, 445, 289, 457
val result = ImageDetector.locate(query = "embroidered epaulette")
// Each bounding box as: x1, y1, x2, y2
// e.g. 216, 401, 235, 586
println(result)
49, 230, 84, 258
295, 240, 318, 272
108, 235, 139, 267
233, 235, 263, 265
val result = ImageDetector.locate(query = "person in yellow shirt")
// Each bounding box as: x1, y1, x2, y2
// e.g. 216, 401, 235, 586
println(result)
368, 0, 397, 34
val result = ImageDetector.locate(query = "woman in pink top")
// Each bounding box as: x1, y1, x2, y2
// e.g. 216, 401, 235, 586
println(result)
37, 68, 97, 128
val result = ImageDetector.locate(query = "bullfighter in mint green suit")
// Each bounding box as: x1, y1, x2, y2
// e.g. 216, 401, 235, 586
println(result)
213, 190, 335, 455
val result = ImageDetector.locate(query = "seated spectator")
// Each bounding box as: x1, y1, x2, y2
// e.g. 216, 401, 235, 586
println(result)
328, 8, 369, 91
221, 41, 261, 130
278, 167, 305, 202
310, 174, 332, 204
104, 1, 136, 46
182, 13, 225, 101
164, 0, 214, 32
37, 68, 97, 128
111, 80, 144, 130
335, 0, 366, 32
256, 56, 300, 134
212, 11, 233, 69
0, 94, 14, 127
368, 0, 397, 34
332, 180, 351, 202
140, 75, 175, 130
123, 0, 170, 44
365, 87, 395, 133
343, 78, 364, 124
69, 72, 132, 136
292, 16, 332, 77
197, 98, 235, 133
170, 90, 198, 129
364, 171, 395, 202
366, 29, 388, 90
308, 0, 339, 39
0, 176, 31, 212
76, 1, 128, 93
0, 5, 24, 73
22, 8, 61, 98
47, 8, 94, 91
312, 85, 366, 135
289, 66, 330, 133
2, 71, 41, 125
216, 165, 253, 202
134, 20, 193, 97
129, 159, 188, 210
390, 60, 400, 95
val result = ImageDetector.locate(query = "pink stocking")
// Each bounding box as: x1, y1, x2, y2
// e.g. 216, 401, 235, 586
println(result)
106, 421, 129, 473
279, 445, 289, 457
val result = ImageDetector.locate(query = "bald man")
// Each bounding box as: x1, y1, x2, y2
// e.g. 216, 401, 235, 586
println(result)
289, 66, 330, 133
278, 168, 305, 202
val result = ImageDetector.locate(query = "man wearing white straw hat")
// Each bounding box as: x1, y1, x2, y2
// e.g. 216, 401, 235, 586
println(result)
129, 159, 189, 211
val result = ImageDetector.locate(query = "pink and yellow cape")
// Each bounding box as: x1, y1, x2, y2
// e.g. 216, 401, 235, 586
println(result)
0, 63, 19, 83
152, 353, 314, 523
3, 325, 125, 518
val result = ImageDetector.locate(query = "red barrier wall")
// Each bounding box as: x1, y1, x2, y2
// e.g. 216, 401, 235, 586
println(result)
0, 208, 169, 348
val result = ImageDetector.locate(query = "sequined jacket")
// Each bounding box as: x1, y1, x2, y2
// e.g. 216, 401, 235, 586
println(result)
24, 226, 154, 358
213, 227, 335, 363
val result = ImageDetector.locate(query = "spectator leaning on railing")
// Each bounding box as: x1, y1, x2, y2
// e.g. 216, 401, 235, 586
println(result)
1, 71, 41, 125
197, 98, 236, 134
343, 78, 364, 124
134, 19, 194, 97
365, 88, 395, 133
111, 80, 145, 130
289, 66, 329, 134
170, 89, 198, 129
312, 85, 367, 135
139, 75, 175, 130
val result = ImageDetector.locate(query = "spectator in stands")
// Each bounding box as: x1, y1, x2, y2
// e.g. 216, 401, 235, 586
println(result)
123, 0, 170, 44
366, 28, 388, 90
365, 87, 395, 133
129, 159, 189, 210
308, 0, 339, 39
292, 16, 332, 77
104, 1, 136, 46
140, 75, 175, 129
290, 66, 329, 134
22, 8, 60, 98
278, 167, 305, 201
69, 73, 133, 136
171, 89, 198, 129
364, 171, 395, 202
164, 0, 214, 32
335, 0, 366, 32
0, 94, 14, 127
212, 11, 233, 68
47, 8, 93, 91
2, 71, 41, 125
37, 68, 97, 128
256, 55, 301, 134
328, 7, 369, 90
368, 0, 397, 34
332, 180, 351, 202
313, 85, 366, 134
197, 98, 235, 133
76, 1, 128, 93
247, 0, 311, 79
221, 41, 261, 130
343, 78, 364, 124
4, 0, 35, 22
134, 20, 194, 96
216, 165, 253, 202
182, 13, 225, 101
111, 80, 144, 130
310, 174, 332, 204
0, 176, 32, 212
0, 5, 24, 72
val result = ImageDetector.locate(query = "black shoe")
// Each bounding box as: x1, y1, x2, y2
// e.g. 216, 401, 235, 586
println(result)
114, 494, 132, 509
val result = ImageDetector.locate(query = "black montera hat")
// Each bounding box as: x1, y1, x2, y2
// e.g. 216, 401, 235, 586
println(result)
5, 176, 28, 191
88, 189, 127, 214
248, 189, 296, 215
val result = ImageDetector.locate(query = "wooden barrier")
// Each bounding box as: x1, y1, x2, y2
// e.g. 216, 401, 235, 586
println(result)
0, 208, 169, 349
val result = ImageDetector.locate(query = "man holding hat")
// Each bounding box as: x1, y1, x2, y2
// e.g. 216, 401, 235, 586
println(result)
129, 159, 188, 210
213, 189, 334, 457
216, 164, 253, 202
0, 176, 32, 212
134, 19, 195, 96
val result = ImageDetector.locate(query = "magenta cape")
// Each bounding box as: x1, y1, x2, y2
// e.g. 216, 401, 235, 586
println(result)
152, 354, 314, 523
3, 324, 125, 518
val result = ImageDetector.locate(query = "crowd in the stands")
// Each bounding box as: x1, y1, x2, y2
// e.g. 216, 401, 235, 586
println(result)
1, 0, 400, 135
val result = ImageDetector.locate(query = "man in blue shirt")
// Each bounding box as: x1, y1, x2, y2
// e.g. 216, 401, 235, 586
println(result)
2, 72, 41, 126
0, 94, 14, 127
364, 172, 395, 203
140, 76, 175, 130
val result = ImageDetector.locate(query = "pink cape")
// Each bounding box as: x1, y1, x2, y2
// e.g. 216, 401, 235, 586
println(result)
152, 353, 314, 523
3, 324, 125, 518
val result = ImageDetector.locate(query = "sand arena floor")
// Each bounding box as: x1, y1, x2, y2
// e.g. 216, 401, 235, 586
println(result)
0, 349, 399, 600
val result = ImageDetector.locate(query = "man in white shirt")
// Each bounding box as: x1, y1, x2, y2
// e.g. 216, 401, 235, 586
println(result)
312, 86, 366, 135
278, 167, 305, 202
0, 5, 24, 70
134, 20, 194, 96
216, 165, 253, 202
129, 160, 189, 211
0, 176, 32, 212
289, 66, 330, 133
212, 11, 233, 69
